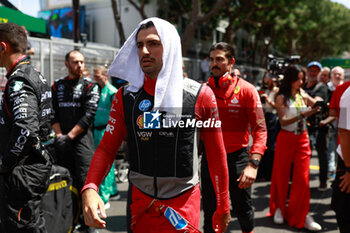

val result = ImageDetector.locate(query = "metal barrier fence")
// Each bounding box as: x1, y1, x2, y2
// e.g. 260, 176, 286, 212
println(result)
28, 37, 208, 85
28, 36, 119, 85
0, 36, 266, 92
183, 57, 201, 81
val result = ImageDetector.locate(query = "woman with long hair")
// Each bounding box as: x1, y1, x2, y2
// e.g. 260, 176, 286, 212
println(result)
268, 65, 322, 231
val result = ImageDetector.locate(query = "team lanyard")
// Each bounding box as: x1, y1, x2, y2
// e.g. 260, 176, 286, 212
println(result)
290, 93, 305, 134
290, 93, 303, 109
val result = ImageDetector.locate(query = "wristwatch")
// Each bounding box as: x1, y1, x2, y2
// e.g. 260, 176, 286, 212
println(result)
345, 167, 350, 173
249, 158, 260, 168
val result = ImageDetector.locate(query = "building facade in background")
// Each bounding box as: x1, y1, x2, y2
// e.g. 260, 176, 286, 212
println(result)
39, 0, 158, 48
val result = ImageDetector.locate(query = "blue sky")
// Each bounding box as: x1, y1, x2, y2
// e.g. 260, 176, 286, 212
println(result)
8, 0, 350, 17
331, 0, 350, 8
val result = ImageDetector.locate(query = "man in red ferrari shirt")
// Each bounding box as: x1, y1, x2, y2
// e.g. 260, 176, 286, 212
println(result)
81, 18, 230, 233
201, 42, 267, 233
322, 79, 350, 232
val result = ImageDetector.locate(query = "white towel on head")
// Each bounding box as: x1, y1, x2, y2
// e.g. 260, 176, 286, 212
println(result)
108, 17, 183, 117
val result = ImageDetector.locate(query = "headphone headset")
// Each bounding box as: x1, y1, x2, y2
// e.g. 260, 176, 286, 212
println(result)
208, 72, 233, 89
0, 42, 5, 52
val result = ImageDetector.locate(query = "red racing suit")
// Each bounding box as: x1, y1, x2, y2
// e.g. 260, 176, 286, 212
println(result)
82, 76, 230, 231
329, 81, 350, 146
328, 80, 350, 232
329, 81, 350, 120
208, 74, 267, 155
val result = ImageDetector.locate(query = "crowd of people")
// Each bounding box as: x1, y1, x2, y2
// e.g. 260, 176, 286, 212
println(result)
0, 17, 349, 233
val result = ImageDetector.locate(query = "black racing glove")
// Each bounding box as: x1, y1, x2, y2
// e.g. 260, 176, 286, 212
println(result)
55, 135, 73, 152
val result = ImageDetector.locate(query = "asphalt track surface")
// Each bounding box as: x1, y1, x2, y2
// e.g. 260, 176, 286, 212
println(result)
97, 151, 339, 233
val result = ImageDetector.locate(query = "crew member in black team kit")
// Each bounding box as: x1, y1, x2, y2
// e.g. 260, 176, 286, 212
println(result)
0, 22, 53, 233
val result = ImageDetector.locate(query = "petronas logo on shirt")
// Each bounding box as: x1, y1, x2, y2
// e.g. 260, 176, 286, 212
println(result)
92, 85, 99, 94
76, 84, 83, 91
13, 81, 23, 92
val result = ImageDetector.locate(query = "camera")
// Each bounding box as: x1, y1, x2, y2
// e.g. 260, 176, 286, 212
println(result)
267, 54, 300, 75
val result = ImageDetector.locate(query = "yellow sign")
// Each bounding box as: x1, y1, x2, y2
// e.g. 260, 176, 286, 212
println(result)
0, 17, 8, 23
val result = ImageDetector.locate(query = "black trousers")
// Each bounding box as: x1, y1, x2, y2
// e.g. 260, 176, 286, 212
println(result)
0, 161, 51, 233
56, 131, 94, 192
258, 112, 280, 180
201, 148, 254, 233
331, 156, 350, 233
316, 125, 330, 184
56, 131, 95, 231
